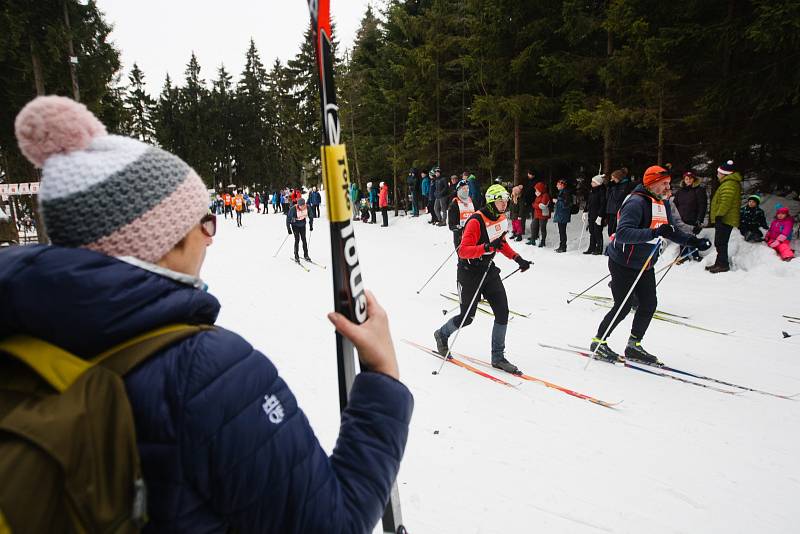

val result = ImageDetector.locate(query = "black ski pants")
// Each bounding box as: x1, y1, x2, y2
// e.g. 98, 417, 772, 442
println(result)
453, 263, 509, 327
596, 258, 657, 341
381, 207, 388, 226
236, 210, 242, 227
714, 220, 733, 268
558, 222, 568, 248
531, 218, 547, 243
588, 220, 603, 252
293, 226, 308, 258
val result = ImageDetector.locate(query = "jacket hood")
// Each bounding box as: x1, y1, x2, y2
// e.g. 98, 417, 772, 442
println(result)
0, 245, 220, 357
534, 182, 546, 194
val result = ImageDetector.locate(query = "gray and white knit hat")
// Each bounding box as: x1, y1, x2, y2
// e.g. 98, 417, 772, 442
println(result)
15, 95, 209, 263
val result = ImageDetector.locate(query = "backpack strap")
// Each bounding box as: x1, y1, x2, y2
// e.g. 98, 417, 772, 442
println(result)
0, 324, 214, 393
92, 323, 213, 376
0, 336, 90, 393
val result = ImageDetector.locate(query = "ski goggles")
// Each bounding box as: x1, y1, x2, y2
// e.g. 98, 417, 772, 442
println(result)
200, 213, 217, 237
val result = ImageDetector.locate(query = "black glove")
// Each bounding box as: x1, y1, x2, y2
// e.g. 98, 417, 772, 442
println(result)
514, 255, 532, 272
692, 224, 702, 235
654, 224, 675, 240
288, 228, 293, 235
489, 236, 504, 250
687, 236, 712, 251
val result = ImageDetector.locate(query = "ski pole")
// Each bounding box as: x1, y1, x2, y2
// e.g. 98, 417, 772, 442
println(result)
655, 246, 697, 287
272, 233, 290, 258
501, 266, 521, 282
442, 303, 460, 315
567, 272, 612, 304
654, 246, 697, 277
306, 2, 404, 531
433, 260, 493, 375
416, 246, 459, 294
586, 239, 662, 371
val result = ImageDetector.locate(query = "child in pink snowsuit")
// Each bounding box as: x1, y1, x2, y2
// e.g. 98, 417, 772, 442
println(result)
765, 207, 795, 261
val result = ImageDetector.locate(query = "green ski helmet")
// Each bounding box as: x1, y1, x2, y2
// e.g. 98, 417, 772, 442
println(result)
485, 183, 510, 204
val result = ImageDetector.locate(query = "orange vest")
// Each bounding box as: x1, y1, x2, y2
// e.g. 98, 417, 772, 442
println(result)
234, 196, 244, 211
456, 198, 475, 227
477, 211, 508, 242
223, 194, 231, 206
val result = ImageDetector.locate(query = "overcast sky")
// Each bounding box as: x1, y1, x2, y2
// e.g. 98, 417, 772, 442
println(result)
94, 0, 377, 95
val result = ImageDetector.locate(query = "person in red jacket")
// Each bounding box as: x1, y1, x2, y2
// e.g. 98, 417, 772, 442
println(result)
527, 181, 552, 247
433, 184, 532, 374
379, 181, 390, 227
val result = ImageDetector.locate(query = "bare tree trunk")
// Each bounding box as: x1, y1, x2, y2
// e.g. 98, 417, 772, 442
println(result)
348, 103, 361, 182
513, 117, 521, 186
657, 89, 664, 165
393, 104, 398, 216
30, 38, 45, 95
460, 64, 465, 170
435, 58, 441, 166
63, 0, 80, 101
603, 23, 614, 179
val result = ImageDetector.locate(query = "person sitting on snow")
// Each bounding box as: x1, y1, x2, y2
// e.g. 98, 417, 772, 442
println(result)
739, 195, 769, 242
765, 206, 795, 261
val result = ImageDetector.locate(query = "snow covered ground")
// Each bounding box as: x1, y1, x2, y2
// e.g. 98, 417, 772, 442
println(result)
203, 202, 800, 534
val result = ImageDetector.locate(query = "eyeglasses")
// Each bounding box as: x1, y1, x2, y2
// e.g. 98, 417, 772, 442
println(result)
200, 213, 216, 237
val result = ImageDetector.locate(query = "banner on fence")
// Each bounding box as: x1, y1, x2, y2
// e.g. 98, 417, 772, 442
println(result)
0, 182, 40, 196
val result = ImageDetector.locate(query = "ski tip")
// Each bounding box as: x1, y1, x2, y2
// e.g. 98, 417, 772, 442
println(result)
782, 331, 791, 338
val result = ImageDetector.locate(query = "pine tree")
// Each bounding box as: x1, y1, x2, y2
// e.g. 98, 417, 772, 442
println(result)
125, 63, 156, 142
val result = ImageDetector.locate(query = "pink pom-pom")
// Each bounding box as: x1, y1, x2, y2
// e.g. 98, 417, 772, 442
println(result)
15, 95, 106, 167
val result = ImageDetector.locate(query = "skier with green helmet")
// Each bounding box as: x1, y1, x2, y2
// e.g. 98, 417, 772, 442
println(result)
433, 184, 532, 374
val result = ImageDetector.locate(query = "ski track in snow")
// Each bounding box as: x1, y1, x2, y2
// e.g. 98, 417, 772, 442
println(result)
203, 202, 800, 534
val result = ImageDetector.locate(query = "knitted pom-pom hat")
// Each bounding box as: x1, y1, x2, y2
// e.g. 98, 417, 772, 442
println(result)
15, 95, 209, 263
717, 160, 735, 175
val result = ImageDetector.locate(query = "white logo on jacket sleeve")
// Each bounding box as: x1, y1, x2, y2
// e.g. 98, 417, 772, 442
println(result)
262, 394, 285, 424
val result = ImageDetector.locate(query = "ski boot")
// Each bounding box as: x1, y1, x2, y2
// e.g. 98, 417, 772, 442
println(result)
526, 238, 536, 246
294, 254, 301, 263
433, 329, 451, 359
589, 338, 624, 363
624, 337, 662, 366
492, 358, 521, 375
304, 255, 312, 262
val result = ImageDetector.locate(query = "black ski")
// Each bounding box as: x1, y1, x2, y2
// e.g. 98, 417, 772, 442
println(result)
538, 343, 739, 395
300, 257, 327, 269
305, 1, 404, 532
288, 257, 310, 272
565, 344, 797, 400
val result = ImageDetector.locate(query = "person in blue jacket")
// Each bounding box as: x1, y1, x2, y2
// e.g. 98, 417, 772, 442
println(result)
2, 95, 413, 534
308, 186, 322, 218
589, 165, 711, 365
420, 169, 431, 209
552, 179, 572, 253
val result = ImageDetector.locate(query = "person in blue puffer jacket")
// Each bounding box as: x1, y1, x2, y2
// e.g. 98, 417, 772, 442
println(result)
589, 165, 711, 366
1, 96, 413, 534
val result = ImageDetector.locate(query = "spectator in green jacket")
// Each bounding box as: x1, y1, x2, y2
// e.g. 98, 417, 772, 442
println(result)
707, 160, 742, 273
